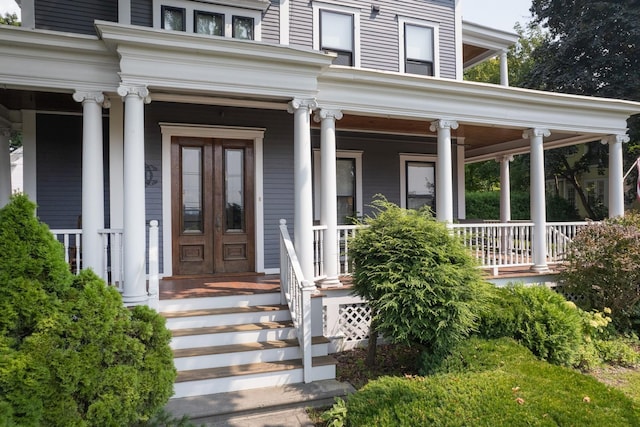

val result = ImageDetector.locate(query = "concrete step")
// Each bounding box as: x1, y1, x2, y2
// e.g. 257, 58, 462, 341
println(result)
165, 379, 356, 425
172, 356, 337, 398
163, 304, 291, 329
159, 292, 282, 312
173, 337, 331, 371
170, 320, 296, 349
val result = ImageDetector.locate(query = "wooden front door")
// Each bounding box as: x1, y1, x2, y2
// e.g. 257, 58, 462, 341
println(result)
171, 136, 255, 275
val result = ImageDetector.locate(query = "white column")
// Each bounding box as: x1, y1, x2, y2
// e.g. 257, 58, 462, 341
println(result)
524, 128, 550, 272
73, 91, 107, 275
314, 108, 343, 287
430, 119, 458, 223
606, 134, 628, 218
0, 128, 11, 208
287, 98, 317, 282
498, 155, 513, 222
499, 50, 509, 86
21, 110, 37, 202
456, 138, 466, 219
117, 85, 150, 305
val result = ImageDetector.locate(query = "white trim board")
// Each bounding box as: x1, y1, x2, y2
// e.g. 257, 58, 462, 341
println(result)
160, 123, 266, 277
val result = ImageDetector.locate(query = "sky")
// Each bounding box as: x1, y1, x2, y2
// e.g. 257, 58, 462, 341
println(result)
0, 0, 533, 33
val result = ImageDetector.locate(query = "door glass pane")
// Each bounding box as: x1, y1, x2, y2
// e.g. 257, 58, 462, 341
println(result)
182, 147, 203, 233
195, 11, 224, 36
162, 6, 185, 31
405, 24, 433, 61
337, 158, 356, 224
406, 161, 435, 211
225, 149, 245, 231
321, 10, 353, 51
232, 16, 254, 40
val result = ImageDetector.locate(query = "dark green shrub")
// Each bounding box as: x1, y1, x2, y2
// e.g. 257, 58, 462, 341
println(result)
465, 192, 579, 221
561, 213, 640, 330
0, 195, 176, 426
346, 338, 640, 427
349, 198, 490, 364
476, 284, 583, 366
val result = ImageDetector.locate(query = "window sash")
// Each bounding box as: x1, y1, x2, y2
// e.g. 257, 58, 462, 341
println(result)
194, 11, 224, 36
232, 15, 255, 40
320, 10, 354, 54
405, 24, 434, 62
161, 5, 186, 31
406, 161, 436, 211
337, 158, 357, 224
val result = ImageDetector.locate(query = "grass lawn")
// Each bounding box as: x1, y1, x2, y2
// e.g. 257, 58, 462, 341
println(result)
317, 338, 640, 426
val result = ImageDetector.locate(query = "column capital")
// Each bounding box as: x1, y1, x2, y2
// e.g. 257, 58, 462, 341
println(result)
287, 98, 318, 114
496, 154, 514, 163
602, 134, 630, 145
72, 91, 106, 106
522, 128, 550, 139
430, 119, 459, 132
313, 108, 343, 123
117, 85, 151, 104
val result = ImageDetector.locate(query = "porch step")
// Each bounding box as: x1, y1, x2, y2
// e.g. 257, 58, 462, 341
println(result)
159, 292, 282, 312
170, 320, 297, 349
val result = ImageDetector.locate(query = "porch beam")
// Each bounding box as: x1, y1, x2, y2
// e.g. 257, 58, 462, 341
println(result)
0, 127, 11, 208
73, 91, 108, 275
523, 128, 550, 272
118, 84, 150, 305
314, 108, 343, 287
605, 134, 628, 218
431, 119, 458, 223
288, 98, 317, 282
498, 155, 513, 222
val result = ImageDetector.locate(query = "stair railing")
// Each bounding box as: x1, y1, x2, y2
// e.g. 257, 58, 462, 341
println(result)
279, 219, 315, 383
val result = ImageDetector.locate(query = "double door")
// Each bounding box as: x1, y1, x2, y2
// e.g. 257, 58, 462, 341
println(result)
171, 137, 254, 275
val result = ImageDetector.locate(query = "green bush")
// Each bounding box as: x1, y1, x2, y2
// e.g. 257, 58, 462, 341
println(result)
345, 338, 640, 426
349, 198, 490, 364
0, 195, 176, 426
465, 192, 580, 221
561, 213, 640, 330
476, 284, 583, 366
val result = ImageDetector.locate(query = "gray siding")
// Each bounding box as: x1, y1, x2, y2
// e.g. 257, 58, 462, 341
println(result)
35, 0, 117, 35
36, 113, 110, 229
262, 0, 280, 43
131, 0, 152, 27
290, 0, 457, 78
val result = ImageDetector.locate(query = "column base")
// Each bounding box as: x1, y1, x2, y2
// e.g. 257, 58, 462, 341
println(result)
122, 293, 150, 306
318, 276, 343, 289
530, 264, 550, 273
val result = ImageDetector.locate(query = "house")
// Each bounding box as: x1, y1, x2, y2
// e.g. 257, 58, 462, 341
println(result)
1, 0, 639, 400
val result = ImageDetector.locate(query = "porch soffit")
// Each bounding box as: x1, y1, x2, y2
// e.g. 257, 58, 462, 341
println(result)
0, 25, 119, 93
95, 21, 333, 101
461, 21, 519, 69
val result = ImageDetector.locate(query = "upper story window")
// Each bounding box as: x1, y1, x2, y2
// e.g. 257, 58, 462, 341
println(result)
398, 16, 439, 77
154, 0, 263, 40
313, 2, 361, 67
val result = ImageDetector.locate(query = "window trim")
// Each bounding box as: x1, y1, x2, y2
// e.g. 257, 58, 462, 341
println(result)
399, 154, 437, 209
153, 0, 262, 40
398, 16, 440, 77
313, 149, 363, 222
312, 1, 361, 68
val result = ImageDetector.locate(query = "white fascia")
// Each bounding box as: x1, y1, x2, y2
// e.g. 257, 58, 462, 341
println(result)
397, 15, 440, 78
312, 1, 361, 68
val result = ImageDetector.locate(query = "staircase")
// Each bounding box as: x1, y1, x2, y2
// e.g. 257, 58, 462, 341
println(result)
160, 289, 337, 399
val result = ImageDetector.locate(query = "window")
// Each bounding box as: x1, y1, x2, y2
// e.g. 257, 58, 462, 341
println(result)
398, 17, 439, 77
320, 10, 353, 65
585, 179, 607, 207
162, 5, 186, 31
194, 11, 224, 36
313, 150, 363, 225
400, 154, 437, 211
312, 2, 360, 67
154, 0, 263, 40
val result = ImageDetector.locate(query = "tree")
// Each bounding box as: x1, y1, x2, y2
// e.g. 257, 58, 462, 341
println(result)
0, 13, 19, 26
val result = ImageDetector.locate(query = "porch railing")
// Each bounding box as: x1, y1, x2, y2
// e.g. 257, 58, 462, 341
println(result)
279, 219, 315, 383
546, 221, 593, 263
312, 224, 362, 280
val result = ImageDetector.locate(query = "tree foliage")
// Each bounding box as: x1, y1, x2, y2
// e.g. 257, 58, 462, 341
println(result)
0, 195, 176, 426
349, 198, 489, 365
0, 13, 19, 26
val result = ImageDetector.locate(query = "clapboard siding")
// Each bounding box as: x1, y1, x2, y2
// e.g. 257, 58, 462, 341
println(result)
289, 0, 457, 78
36, 113, 111, 229
35, 0, 117, 35
131, 0, 153, 27
261, 0, 280, 43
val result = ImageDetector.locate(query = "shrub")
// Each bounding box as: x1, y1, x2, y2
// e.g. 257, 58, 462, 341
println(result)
0, 195, 176, 426
476, 284, 583, 366
464, 191, 579, 221
346, 338, 640, 427
349, 197, 490, 365
560, 213, 640, 330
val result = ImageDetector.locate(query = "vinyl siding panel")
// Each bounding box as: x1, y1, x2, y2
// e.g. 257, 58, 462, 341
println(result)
289, 0, 457, 78
35, 0, 117, 35
262, 0, 280, 43
131, 0, 153, 27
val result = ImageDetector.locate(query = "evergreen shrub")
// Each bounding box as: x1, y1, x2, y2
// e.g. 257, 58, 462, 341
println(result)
0, 195, 176, 426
